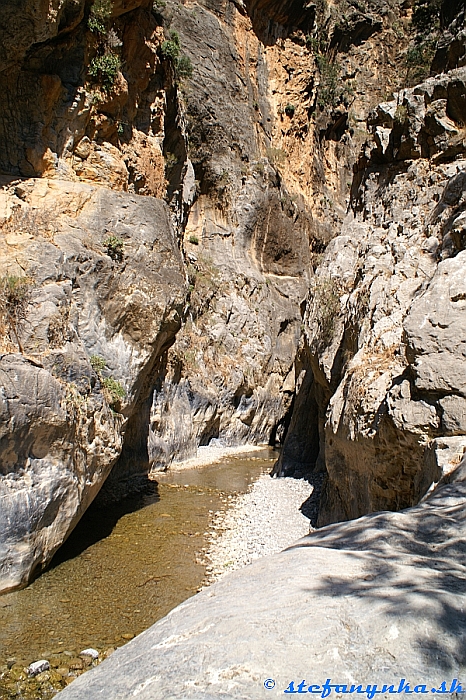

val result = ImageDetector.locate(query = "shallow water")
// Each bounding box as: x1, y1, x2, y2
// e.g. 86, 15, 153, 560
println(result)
0, 449, 277, 670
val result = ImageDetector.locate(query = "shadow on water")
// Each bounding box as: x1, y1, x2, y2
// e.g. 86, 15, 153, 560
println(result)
49, 479, 160, 568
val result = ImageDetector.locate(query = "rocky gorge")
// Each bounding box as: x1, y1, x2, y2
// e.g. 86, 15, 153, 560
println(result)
0, 0, 465, 694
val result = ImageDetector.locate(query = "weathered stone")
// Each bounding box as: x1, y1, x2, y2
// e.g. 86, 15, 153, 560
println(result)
0, 180, 185, 592
405, 250, 466, 398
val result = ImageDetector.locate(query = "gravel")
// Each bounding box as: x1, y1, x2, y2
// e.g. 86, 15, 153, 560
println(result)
201, 474, 317, 585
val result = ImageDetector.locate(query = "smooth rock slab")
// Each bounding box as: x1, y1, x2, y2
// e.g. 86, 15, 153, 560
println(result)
56, 462, 466, 699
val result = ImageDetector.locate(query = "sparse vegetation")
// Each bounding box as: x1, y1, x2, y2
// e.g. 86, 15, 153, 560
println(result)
188, 235, 199, 245
176, 54, 193, 79
0, 275, 33, 353
152, 0, 166, 10
90, 354, 107, 373
47, 306, 71, 348
89, 354, 125, 410
266, 147, 286, 167
285, 103, 296, 117
103, 235, 124, 262
161, 31, 181, 61
316, 54, 341, 109
160, 31, 193, 81
88, 51, 120, 91
394, 104, 408, 124
102, 376, 126, 410
165, 152, 178, 170
88, 0, 113, 34
406, 0, 442, 85
406, 40, 437, 85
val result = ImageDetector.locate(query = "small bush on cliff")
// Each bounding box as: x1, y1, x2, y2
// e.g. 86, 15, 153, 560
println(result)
102, 376, 126, 410
161, 31, 181, 61
0, 275, 32, 353
89, 51, 120, 91
316, 54, 341, 109
160, 31, 193, 81
176, 54, 193, 80
88, 0, 113, 34
89, 355, 126, 411
90, 354, 107, 373
103, 235, 124, 262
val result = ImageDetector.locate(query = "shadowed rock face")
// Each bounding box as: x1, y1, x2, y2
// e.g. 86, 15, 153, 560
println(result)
53, 460, 466, 699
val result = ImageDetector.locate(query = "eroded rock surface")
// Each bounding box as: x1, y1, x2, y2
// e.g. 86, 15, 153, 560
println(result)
1, 0, 466, 592
0, 179, 185, 591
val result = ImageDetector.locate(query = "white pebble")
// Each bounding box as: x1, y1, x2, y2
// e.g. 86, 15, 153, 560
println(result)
28, 660, 50, 677
80, 648, 99, 659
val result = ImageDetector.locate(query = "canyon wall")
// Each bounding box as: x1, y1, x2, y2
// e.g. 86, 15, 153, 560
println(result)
0, 0, 465, 590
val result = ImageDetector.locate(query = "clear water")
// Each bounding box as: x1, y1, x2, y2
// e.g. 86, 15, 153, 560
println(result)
0, 449, 277, 667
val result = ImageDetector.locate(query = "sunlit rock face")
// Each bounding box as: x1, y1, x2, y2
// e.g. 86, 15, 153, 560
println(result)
0, 181, 185, 592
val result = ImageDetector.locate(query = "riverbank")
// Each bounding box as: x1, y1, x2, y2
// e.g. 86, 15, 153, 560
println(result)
202, 472, 318, 584
0, 450, 278, 700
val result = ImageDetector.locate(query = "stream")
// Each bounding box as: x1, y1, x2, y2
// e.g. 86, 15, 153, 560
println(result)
0, 448, 277, 699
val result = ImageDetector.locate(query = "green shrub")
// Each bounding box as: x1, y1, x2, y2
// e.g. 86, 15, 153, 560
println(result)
161, 31, 181, 61
102, 376, 126, 410
90, 354, 106, 373
103, 235, 124, 262
88, 0, 113, 33
176, 54, 193, 79
188, 235, 199, 245
285, 103, 296, 116
160, 32, 192, 81
0, 275, 32, 352
89, 51, 120, 91
152, 0, 166, 9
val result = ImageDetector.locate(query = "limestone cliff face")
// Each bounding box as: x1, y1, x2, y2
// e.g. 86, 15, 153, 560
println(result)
0, 179, 185, 591
0, 0, 465, 590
